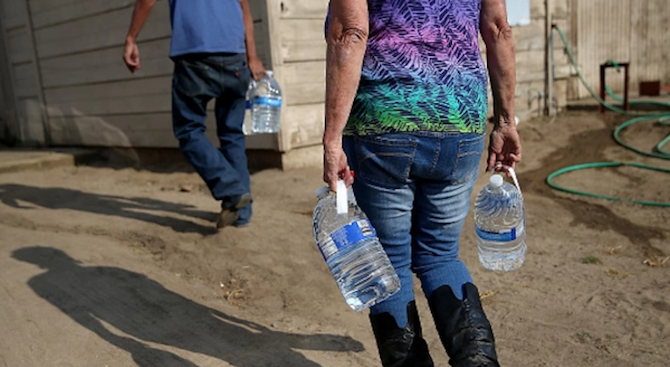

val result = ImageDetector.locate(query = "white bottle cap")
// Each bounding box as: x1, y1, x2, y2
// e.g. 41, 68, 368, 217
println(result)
490, 174, 504, 188
265, 70, 273, 78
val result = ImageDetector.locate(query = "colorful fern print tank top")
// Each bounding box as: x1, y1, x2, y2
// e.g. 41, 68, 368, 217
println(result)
329, 0, 488, 136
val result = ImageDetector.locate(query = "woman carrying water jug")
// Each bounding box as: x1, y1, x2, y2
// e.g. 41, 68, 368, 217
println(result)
323, 0, 522, 366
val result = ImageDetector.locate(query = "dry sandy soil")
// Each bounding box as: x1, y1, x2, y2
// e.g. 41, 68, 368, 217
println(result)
0, 111, 669, 367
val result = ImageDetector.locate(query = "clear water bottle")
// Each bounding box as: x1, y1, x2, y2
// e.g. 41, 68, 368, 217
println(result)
243, 79, 256, 135
312, 183, 400, 311
242, 79, 256, 135
474, 170, 526, 272
251, 70, 282, 134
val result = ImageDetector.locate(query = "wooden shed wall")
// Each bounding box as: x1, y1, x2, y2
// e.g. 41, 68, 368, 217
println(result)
4, 0, 668, 154
1, 0, 275, 149
508, 0, 573, 119
571, 0, 670, 99
0, 15, 19, 143
267, 0, 328, 152
0, 0, 574, 150
0, 0, 46, 145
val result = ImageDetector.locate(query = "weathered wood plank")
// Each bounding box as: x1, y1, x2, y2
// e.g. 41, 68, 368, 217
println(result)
517, 20, 568, 52
6, 27, 32, 64
37, 21, 271, 89
251, 20, 273, 69
266, 0, 285, 67
40, 37, 173, 88
280, 18, 326, 62
44, 70, 326, 133
641, 0, 667, 84
34, 2, 171, 59
282, 39, 326, 63
41, 46, 275, 116
16, 97, 46, 143
282, 61, 325, 105
279, 0, 328, 19
44, 76, 171, 116
26, 0, 80, 14
0, 14, 20, 142
281, 103, 324, 151
30, 0, 135, 29
515, 49, 545, 79
44, 76, 262, 118
281, 144, 322, 170
48, 112, 278, 150
13, 62, 39, 98
1, 0, 26, 30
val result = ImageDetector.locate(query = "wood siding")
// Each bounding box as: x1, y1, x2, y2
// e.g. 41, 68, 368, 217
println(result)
1, 0, 274, 149
267, 0, 328, 152
0, 0, 46, 144
572, 0, 670, 99
1, 0, 668, 151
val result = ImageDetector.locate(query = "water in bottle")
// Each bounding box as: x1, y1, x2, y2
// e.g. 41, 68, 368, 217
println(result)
251, 71, 282, 134
243, 80, 256, 135
474, 173, 526, 272
312, 184, 400, 311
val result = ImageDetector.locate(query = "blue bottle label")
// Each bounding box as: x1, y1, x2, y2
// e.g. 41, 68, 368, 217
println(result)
253, 96, 282, 107
319, 219, 377, 261
476, 221, 525, 242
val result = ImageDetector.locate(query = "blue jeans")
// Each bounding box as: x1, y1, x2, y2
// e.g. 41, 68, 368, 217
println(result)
172, 53, 251, 224
343, 132, 485, 327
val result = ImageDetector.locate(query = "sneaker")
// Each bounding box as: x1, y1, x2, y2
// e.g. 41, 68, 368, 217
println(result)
217, 193, 252, 229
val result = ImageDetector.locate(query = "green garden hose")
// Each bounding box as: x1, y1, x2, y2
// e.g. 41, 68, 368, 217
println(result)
546, 27, 670, 206
546, 162, 670, 207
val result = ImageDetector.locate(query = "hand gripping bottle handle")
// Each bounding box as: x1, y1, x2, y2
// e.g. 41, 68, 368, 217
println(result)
493, 164, 522, 196
336, 180, 348, 214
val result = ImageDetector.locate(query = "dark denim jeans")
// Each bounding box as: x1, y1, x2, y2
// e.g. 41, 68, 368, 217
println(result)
172, 53, 251, 224
343, 132, 485, 327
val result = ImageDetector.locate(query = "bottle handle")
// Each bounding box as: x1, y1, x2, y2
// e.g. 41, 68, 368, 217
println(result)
336, 179, 348, 214
494, 164, 522, 195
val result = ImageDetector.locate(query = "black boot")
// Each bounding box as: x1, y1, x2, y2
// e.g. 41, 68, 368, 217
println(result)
369, 301, 435, 367
428, 283, 500, 367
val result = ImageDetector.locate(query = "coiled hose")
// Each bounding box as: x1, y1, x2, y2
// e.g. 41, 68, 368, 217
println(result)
545, 26, 670, 207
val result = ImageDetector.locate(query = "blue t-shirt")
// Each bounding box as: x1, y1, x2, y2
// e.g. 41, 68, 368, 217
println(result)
168, 0, 246, 57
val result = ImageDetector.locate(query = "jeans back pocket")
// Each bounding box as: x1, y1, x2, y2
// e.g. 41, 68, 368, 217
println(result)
354, 135, 417, 188
452, 134, 485, 184
173, 58, 214, 98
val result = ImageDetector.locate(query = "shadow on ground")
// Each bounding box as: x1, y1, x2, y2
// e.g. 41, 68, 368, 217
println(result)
0, 184, 218, 235
11, 247, 364, 367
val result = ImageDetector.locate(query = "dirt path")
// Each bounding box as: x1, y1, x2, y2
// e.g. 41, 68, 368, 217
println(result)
0, 111, 669, 367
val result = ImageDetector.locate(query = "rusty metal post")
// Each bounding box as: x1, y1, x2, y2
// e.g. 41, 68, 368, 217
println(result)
600, 61, 630, 113
599, 64, 606, 114
544, 0, 554, 116
623, 63, 630, 111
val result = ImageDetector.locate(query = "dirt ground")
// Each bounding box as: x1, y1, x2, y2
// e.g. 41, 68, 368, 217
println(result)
0, 111, 669, 367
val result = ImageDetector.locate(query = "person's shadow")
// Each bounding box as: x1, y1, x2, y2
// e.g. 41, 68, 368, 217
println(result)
0, 184, 217, 235
11, 247, 365, 367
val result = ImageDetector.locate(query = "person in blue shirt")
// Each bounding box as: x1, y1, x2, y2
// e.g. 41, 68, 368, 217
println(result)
123, 0, 265, 229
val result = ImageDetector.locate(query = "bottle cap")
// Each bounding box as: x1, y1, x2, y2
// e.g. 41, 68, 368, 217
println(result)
490, 174, 504, 188
265, 70, 273, 78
